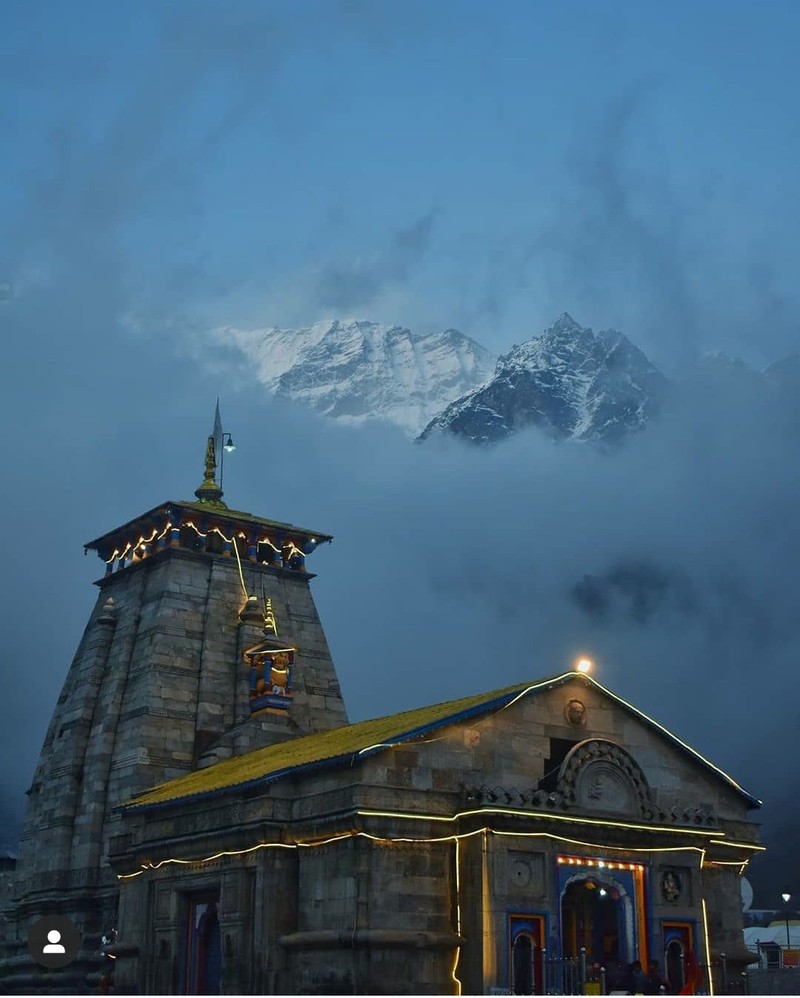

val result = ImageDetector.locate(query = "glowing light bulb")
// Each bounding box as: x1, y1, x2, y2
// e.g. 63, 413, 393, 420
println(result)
575, 657, 593, 673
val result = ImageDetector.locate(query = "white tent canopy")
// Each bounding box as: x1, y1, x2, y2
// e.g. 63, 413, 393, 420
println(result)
745, 922, 800, 952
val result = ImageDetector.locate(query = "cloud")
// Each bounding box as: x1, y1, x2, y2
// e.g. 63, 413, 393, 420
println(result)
571, 560, 698, 626
449, 84, 800, 374
521, 84, 710, 367
1, 2, 796, 912
313, 209, 438, 310
265, 370, 797, 904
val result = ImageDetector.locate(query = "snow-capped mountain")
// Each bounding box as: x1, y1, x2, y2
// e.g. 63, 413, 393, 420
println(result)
690, 349, 800, 399
763, 353, 800, 391
214, 319, 496, 435
419, 313, 669, 445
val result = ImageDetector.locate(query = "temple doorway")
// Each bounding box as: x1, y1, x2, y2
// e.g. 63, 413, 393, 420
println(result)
663, 922, 696, 993
182, 896, 222, 995
666, 938, 686, 990
561, 877, 631, 966
509, 915, 545, 995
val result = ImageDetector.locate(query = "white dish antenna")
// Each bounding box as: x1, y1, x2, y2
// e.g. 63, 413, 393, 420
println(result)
741, 876, 754, 912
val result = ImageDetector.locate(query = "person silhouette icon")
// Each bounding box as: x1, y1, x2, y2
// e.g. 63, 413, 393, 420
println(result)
42, 929, 66, 954
28, 914, 81, 968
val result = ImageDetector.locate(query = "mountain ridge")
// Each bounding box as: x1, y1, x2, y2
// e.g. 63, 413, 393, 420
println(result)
418, 312, 669, 445
213, 318, 495, 434
212, 313, 798, 446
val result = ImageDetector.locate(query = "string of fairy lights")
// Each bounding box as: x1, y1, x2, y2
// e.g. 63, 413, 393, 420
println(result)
117, 818, 757, 881
356, 671, 759, 807
110, 688, 759, 997
100, 517, 309, 571
84, 419, 751, 998
116, 813, 745, 997
701, 898, 715, 996
106, 605, 754, 995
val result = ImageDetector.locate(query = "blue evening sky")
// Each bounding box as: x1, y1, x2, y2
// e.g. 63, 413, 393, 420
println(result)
1, 0, 799, 901
4, 0, 800, 365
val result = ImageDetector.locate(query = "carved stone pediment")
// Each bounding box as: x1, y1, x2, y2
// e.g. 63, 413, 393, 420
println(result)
557, 739, 656, 820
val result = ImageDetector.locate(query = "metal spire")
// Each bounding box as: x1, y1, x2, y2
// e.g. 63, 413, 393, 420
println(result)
194, 401, 226, 506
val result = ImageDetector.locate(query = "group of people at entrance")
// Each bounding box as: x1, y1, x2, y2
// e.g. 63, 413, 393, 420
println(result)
604, 959, 672, 995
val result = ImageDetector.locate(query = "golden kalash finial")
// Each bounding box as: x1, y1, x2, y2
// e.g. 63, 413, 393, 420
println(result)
194, 400, 227, 506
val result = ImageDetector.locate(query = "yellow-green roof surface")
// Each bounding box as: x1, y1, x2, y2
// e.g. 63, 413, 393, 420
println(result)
123, 671, 760, 812
125, 679, 535, 811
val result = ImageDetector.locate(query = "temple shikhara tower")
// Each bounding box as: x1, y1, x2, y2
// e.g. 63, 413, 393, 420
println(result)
3, 407, 347, 992
2, 406, 763, 996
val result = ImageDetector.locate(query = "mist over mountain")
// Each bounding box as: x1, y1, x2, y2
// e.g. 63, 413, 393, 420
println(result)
213, 318, 495, 435
213, 313, 799, 454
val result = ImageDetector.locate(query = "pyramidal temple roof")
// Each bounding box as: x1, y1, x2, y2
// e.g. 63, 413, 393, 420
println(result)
85, 403, 333, 561
84, 499, 333, 555
122, 672, 760, 812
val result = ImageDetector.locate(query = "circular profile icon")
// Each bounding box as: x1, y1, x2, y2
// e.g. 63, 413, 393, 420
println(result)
27, 915, 81, 969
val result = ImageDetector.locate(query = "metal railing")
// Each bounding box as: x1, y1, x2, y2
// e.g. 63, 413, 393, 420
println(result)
510, 948, 585, 995
508, 947, 733, 995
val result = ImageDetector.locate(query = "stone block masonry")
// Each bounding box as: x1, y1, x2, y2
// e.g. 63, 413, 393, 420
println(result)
3, 521, 347, 994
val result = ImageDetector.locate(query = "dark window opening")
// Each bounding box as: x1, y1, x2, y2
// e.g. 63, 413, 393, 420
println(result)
539, 738, 580, 792
205, 532, 224, 555
179, 526, 202, 551
257, 542, 279, 565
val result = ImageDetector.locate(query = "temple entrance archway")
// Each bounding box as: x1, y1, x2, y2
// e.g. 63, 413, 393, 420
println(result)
560, 875, 634, 967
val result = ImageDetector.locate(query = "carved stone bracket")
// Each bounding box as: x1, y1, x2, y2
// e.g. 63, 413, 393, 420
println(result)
462, 785, 567, 809
461, 749, 718, 828
668, 804, 717, 827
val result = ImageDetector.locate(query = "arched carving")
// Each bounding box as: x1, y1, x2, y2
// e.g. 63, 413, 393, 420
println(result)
557, 739, 656, 820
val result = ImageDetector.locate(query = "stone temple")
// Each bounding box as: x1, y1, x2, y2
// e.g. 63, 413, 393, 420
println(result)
2, 411, 762, 995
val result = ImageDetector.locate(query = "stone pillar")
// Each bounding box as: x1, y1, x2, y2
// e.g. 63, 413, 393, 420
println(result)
259, 848, 298, 995
219, 869, 252, 996
112, 875, 149, 995
247, 531, 258, 563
